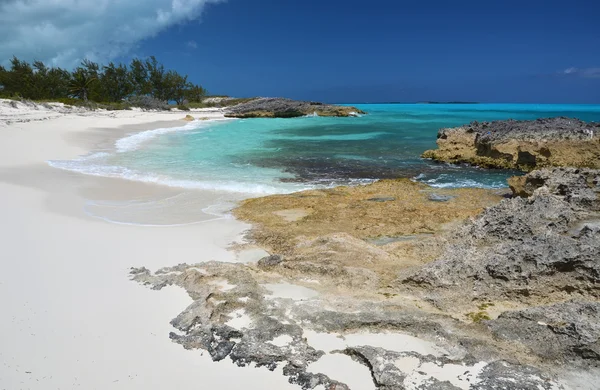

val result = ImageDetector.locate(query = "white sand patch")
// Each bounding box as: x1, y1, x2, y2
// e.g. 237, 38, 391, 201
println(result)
269, 335, 294, 347
303, 330, 347, 352
304, 330, 486, 389
209, 279, 237, 292
186, 267, 209, 275
303, 330, 446, 356
0, 104, 298, 390
301, 278, 320, 284
225, 309, 253, 330
236, 247, 270, 263
344, 332, 446, 356
307, 353, 375, 390
263, 282, 320, 301
402, 361, 487, 390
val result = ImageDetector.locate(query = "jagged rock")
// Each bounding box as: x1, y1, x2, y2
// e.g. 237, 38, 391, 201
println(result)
130, 168, 600, 389
182, 114, 194, 121
130, 261, 573, 389
422, 117, 600, 170
224, 98, 365, 118
487, 300, 600, 367
258, 254, 284, 268
343, 346, 564, 390
403, 168, 600, 315
508, 168, 600, 208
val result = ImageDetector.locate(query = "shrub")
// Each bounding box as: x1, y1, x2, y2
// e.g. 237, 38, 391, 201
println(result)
187, 102, 210, 108
55, 97, 86, 106
125, 95, 170, 111
176, 104, 190, 111
99, 102, 132, 111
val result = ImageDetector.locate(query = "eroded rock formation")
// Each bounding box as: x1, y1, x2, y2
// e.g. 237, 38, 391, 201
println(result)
402, 168, 600, 315
131, 168, 600, 389
422, 118, 600, 170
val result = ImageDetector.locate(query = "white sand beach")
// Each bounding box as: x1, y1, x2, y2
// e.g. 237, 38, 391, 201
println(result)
0, 100, 297, 390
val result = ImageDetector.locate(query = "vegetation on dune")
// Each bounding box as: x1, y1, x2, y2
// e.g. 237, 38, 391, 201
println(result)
0, 56, 208, 110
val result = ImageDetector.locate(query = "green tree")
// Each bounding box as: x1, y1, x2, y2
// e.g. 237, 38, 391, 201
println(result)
80, 59, 102, 101
0, 56, 203, 107
69, 68, 97, 101
184, 83, 207, 103
101, 62, 133, 102
3, 57, 35, 97
163, 70, 189, 104
46, 67, 71, 99
30, 60, 49, 99
129, 58, 150, 96
0, 65, 8, 96
145, 56, 166, 101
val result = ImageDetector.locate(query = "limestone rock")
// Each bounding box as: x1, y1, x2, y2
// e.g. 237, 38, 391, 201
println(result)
224, 98, 365, 118
487, 300, 600, 366
403, 168, 600, 313
422, 117, 600, 170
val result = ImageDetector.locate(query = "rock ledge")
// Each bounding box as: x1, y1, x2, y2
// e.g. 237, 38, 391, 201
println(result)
422, 117, 600, 170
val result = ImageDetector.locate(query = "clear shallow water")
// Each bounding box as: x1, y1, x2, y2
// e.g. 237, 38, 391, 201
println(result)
50, 103, 600, 197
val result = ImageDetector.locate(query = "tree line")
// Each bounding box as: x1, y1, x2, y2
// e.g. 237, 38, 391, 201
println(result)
0, 56, 207, 106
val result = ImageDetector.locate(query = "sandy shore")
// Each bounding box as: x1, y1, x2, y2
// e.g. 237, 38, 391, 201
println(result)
0, 100, 296, 389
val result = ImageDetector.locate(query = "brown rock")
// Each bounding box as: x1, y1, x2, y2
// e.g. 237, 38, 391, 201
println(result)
422, 118, 600, 171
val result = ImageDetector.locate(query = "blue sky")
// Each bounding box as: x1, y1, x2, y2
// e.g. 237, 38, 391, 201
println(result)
1, 0, 599, 103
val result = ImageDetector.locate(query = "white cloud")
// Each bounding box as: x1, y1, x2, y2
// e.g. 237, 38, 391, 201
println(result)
0, 0, 224, 68
561, 67, 600, 79
187, 40, 198, 49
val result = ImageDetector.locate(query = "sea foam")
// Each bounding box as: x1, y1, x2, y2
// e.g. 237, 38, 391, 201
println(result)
115, 118, 231, 153
48, 156, 297, 194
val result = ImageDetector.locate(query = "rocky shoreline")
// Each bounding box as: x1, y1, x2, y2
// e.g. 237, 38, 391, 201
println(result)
422, 117, 600, 171
130, 117, 600, 389
224, 97, 365, 118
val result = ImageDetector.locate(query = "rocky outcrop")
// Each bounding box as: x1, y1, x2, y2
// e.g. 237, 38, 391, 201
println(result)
131, 168, 600, 389
344, 347, 562, 390
422, 117, 600, 170
403, 168, 600, 311
487, 300, 600, 365
508, 167, 600, 204
224, 98, 366, 118
131, 262, 569, 390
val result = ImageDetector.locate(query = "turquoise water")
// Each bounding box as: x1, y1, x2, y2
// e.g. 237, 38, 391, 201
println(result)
50, 104, 600, 195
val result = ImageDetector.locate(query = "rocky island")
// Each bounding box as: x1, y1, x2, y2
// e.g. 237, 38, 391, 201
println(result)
422, 117, 600, 171
224, 97, 366, 118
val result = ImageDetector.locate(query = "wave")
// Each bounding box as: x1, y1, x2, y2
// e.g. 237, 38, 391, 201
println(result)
115, 117, 232, 153
414, 174, 508, 189
48, 158, 308, 195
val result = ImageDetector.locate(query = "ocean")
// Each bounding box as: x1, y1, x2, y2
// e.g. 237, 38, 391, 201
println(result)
50, 103, 600, 197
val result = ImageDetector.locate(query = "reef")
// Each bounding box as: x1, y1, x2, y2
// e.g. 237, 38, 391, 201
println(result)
131, 168, 600, 389
421, 117, 600, 171
224, 98, 366, 118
